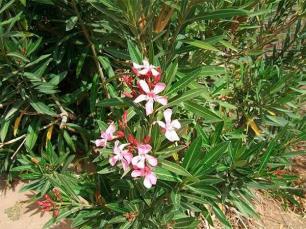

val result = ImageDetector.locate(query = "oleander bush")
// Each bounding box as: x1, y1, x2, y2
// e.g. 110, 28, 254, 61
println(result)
0, 0, 305, 228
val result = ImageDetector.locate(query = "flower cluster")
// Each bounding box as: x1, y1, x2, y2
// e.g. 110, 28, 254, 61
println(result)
37, 188, 61, 217
95, 60, 181, 189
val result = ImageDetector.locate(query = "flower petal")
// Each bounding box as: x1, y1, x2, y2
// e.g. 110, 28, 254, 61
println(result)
106, 122, 116, 135
153, 83, 166, 94
132, 155, 145, 169
145, 155, 158, 167
171, 119, 181, 129
121, 160, 130, 171
164, 108, 172, 124
143, 176, 152, 189
109, 155, 118, 166
137, 144, 152, 154
133, 62, 142, 69
155, 96, 167, 106
138, 68, 150, 75
151, 68, 160, 77
156, 121, 166, 128
142, 59, 150, 67
139, 80, 150, 93
165, 129, 180, 142
95, 139, 107, 147
134, 94, 147, 103
131, 169, 143, 178
145, 99, 154, 115
148, 172, 157, 185
113, 140, 121, 154
122, 151, 133, 164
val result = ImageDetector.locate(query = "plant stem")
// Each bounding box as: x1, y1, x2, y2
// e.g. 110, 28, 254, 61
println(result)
71, 0, 109, 98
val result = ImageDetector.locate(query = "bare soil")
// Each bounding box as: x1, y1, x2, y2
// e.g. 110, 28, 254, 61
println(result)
0, 180, 71, 229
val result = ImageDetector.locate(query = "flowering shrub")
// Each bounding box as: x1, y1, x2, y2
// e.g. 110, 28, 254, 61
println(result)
95, 61, 183, 189
0, 0, 305, 228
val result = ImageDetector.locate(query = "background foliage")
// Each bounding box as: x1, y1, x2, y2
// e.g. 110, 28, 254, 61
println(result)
0, 0, 305, 228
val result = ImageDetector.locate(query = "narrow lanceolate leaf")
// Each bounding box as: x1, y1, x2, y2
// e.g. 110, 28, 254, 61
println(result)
1, 119, 10, 142
184, 101, 222, 123
164, 61, 178, 90
127, 40, 142, 63
185, 9, 249, 23
25, 121, 39, 152
184, 40, 219, 51
155, 167, 181, 182
30, 101, 57, 116
7, 52, 30, 62
160, 160, 192, 177
258, 139, 277, 174
182, 137, 202, 171
195, 142, 229, 175
165, 89, 204, 108
212, 204, 232, 228
97, 98, 134, 107
166, 66, 225, 95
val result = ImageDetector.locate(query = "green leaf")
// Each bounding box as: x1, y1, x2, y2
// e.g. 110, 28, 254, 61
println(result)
195, 142, 229, 175
155, 167, 182, 182
212, 204, 231, 228
1, 119, 10, 142
99, 56, 115, 78
30, 101, 57, 116
160, 160, 192, 177
258, 139, 277, 174
167, 66, 225, 95
186, 9, 249, 23
25, 121, 39, 152
63, 130, 76, 152
219, 40, 238, 52
97, 98, 133, 107
184, 40, 219, 51
182, 137, 202, 171
127, 40, 142, 63
90, 74, 99, 113
184, 101, 222, 123
66, 16, 78, 31
164, 61, 178, 90
165, 89, 204, 108
7, 52, 30, 62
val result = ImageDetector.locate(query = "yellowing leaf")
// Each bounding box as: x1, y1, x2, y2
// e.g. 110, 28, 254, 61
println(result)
247, 119, 261, 136
267, 110, 276, 116
46, 125, 54, 145
13, 113, 24, 136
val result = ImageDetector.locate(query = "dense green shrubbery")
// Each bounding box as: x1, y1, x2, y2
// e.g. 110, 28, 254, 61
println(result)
0, 0, 305, 228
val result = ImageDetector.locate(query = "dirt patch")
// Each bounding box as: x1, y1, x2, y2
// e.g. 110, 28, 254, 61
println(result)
0, 180, 71, 229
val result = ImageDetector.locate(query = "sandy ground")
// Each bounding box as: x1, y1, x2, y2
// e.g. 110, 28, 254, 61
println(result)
0, 181, 71, 229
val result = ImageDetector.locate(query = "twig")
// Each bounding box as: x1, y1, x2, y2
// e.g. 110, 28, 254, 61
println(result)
10, 138, 26, 159
71, 0, 109, 98
0, 134, 26, 148
52, 94, 69, 129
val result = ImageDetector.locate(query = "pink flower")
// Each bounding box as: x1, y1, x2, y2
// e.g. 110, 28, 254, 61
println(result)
134, 80, 167, 115
95, 122, 116, 147
131, 166, 157, 189
157, 109, 181, 142
109, 140, 133, 171
132, 60, 160, 77
132, 144, 157, 169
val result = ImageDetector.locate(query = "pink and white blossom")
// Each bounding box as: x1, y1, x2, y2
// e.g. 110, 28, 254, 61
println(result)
131, 166, 157, 189
134, 80, 167, 115
95, 122, 116, 147
157, 109, 181, 142
131, 144, 157, 169
109, 140, 133, 171
132, 59, 160, 77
